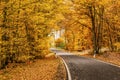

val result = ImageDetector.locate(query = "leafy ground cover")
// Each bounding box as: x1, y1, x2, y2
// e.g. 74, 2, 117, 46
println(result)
0, 57, 66, 80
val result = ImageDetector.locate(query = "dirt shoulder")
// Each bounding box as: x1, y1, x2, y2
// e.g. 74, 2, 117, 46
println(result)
0, 58, 66, 80
73, 51, 120, 67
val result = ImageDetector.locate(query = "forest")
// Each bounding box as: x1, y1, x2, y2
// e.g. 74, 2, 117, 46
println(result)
0, 0, 120, 69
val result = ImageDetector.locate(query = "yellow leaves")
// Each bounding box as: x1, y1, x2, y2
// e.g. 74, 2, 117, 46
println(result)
36, 38, 49, 49
40, 3, 52, 11
16, 55, 32, 62
114, 42, 120, 51
32, 15, 45, 24
55, 38, 64, 43
98, 0, 109, 5
55, 38, 65, 48
114, 42, 120, 46
55, 14, 65, 21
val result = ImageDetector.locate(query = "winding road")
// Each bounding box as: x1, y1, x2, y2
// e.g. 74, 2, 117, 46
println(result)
52, 49, 120, 80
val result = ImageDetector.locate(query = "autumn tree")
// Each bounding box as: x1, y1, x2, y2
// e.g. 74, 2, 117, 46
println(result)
62, 0, 120, 54
0, 0, 66, 68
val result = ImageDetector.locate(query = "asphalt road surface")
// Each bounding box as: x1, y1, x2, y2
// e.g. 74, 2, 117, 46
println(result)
52, 49, 120, 80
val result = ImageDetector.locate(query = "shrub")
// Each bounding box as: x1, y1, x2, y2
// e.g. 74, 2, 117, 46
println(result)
55, 38, 65, 49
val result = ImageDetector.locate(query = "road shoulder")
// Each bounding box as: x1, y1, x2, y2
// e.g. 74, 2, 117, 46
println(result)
72, 51, 120, 67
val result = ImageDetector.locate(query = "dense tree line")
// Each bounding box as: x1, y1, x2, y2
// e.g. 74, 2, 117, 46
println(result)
59, 0, 120, 54
0, 0, 120, 69
0, 0, 65, 68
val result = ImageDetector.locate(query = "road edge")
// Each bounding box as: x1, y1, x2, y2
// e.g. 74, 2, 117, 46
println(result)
78, 55, 120, 68
71, 51, 120, 68
93, 58, 120, 68
59, 56, 72, 80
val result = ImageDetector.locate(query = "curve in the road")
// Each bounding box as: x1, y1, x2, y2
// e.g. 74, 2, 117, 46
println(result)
60, 57, 72, 80
51, 49, 120, 80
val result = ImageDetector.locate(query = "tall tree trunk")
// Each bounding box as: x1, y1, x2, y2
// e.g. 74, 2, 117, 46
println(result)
89, 5, 98, 54
1, 2, 9, 68
96, 6, 104, 53
89, 5, 104, 55
108, 24, 114, 51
